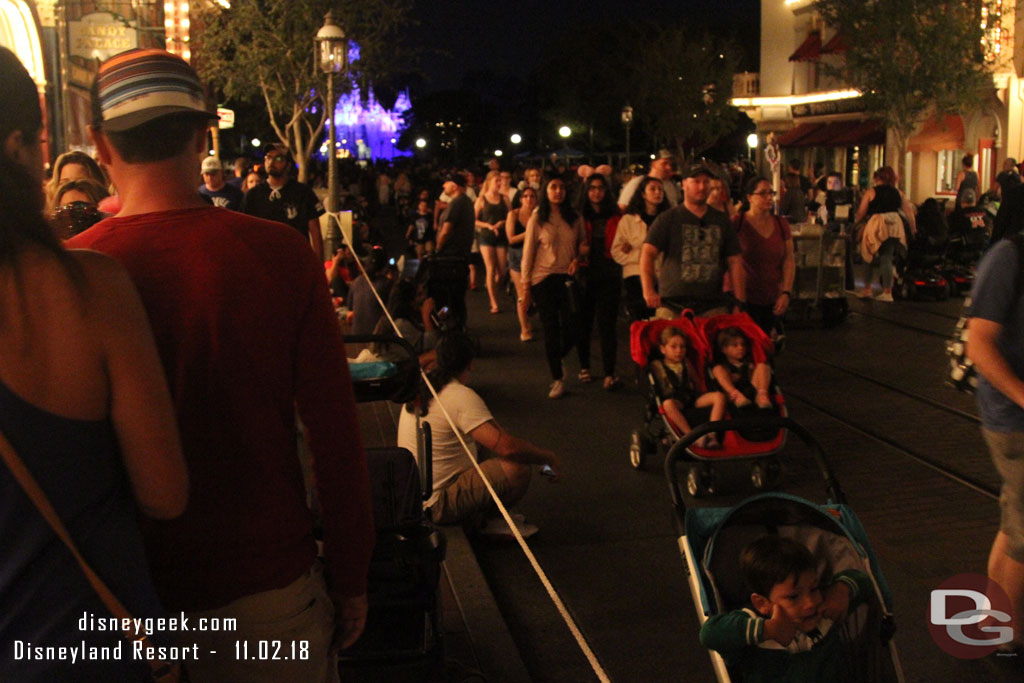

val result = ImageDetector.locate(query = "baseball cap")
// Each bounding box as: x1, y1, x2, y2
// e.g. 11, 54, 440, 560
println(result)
683, 163, 715, 179
201, 156, 222, 174
445, 172, 467, 187
654, 149, 675, 161
92, 49, 216, 133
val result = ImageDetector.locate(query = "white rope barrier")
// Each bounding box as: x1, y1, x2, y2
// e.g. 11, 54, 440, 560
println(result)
333, 213, 610, 682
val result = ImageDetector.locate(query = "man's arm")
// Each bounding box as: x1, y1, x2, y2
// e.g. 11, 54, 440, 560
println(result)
309, 218, 324, 259
469, 420, 561, 480
436, 220, 453, 252
967, 317, 1024, 409
640, 243, 661, 309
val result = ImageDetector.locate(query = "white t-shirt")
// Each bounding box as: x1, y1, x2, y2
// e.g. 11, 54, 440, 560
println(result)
396, 379, 493, 509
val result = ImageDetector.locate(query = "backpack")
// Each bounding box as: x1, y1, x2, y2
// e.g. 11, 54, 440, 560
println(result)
946, 234, 1024, 393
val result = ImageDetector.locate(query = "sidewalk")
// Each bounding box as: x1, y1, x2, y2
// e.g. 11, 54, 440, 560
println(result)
356, 400, 530, 683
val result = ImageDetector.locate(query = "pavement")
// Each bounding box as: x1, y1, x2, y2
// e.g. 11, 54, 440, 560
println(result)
352, 278, 1024, 682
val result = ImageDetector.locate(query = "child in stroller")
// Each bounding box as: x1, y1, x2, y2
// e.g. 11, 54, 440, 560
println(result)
650, 326, 727, 449
700, 535, 873, 683
711, 326, 775, 414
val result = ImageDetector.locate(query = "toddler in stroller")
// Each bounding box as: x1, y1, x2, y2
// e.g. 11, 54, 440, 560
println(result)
700, 535, 874, 682
650, 326, 727, 449
711, 326, 775, 414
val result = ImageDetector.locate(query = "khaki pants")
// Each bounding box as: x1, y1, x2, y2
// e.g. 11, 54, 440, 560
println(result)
181, 563, 339, 683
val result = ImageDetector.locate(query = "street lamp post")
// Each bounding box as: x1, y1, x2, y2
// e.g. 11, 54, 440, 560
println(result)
315, 11, 348, 256
621, 104, 633, 170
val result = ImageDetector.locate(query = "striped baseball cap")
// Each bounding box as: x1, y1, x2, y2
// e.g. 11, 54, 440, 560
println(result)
92, 49, 215, 132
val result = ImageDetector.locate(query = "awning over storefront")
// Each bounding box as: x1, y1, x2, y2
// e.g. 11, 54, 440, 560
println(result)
820, 32, 846, 55
788, 32, 821, 62
907, 114, 965, 152
777, 119, 886, 148
776, 123, 824, 146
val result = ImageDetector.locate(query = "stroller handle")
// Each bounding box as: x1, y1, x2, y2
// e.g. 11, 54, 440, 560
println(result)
663, 416, 845, 515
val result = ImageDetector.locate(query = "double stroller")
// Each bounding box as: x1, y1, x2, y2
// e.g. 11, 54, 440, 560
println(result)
628, 312, 787, 497
666, 417, 904, 682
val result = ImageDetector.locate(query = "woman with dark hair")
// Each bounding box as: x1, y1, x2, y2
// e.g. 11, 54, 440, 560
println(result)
733, 176, 795, 335
397, 332, 560, 536
611, 175, 670, 321
0, 48, 187, 680
955, 153, 979, 210
854, 165, 917, 301
576, 173, 624, 389
521, 177, 588, 398
506, 185, 538, 341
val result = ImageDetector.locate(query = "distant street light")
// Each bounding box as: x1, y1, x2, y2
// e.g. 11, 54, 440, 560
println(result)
558, 126, 571, 138
315, 9, 348, 255
415, 138, 427, 149
621, 104, 633, 168
510, 133, 522, 144
494, 149, 503, 157
250, 137, 261, 148
746, 133, 758, 161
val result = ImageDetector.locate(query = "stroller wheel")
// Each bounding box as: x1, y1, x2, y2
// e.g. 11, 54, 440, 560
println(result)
629, 429, 647, 470
751, 458, 782, 491
686, 465, 716, 498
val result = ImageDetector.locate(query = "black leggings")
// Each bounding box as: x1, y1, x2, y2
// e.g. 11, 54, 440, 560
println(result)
577, 274, 621, 376
623, 275, 653, 322
531, 274, 578, 380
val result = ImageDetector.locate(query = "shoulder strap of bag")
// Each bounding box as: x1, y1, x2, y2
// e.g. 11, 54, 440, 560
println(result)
0, 429, 179, 682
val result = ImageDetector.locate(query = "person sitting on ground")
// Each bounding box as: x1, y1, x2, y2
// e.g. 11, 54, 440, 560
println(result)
700, 535, 873, 683
396, 332, 562, 538
711, 326, 774, 413
649, 327, 726, 448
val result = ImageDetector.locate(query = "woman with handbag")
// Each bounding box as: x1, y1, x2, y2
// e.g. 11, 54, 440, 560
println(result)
733, 176, 796, 336
521, 178, 588, 399
0, 48, 187, 681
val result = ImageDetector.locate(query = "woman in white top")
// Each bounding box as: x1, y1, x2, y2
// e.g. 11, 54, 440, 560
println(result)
611, 176, 670, 321
521, 178, 588, 398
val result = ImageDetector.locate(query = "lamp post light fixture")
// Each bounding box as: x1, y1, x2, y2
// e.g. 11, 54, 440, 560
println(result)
315, 9, 348, 255
746, 132, 758, 162
415, 138, 427, 149
494, 150, 503, 157
558, 125, 571, 138
510, 133, 522, 145
621, 104, 633, 169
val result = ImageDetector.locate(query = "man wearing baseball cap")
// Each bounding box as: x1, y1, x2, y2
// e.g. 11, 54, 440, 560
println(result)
617, 148, 681, 210
198, 156, 243, 210
639, 162, 746, 317
68, 48, 373, 683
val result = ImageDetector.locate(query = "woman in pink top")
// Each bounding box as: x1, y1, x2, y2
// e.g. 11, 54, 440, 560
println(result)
521, 178, 588, 398
733, 176, 795, 335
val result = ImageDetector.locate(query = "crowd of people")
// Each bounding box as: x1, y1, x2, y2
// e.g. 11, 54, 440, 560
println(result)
6, 41, 1024, 682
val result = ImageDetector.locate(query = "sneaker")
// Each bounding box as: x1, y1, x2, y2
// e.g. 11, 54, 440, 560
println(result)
548, 379, 565, 399
478, 516, 539, 540
875, 291, 894, 302
856, 288, 874, 299
578, 369, 592, 383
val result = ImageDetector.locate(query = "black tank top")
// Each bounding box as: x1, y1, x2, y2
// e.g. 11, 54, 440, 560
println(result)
866, 185, 902, 216
480, 197, 507, 225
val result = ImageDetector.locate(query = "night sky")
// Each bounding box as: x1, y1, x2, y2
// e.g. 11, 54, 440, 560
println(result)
408, 0, 761, 93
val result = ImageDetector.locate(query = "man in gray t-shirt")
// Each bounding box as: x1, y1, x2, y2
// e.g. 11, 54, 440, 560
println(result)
640, 163, 744, 316
437, 174, 475, 258
966, 236, 1024, 644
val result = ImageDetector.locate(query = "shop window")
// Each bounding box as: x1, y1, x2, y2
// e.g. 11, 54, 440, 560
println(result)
936, 149, 963, 194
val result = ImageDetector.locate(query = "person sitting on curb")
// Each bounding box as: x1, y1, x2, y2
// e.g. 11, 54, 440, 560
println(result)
397, 332, 561, 539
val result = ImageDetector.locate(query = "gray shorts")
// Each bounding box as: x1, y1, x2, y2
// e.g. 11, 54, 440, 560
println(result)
983, 428, 1024, 563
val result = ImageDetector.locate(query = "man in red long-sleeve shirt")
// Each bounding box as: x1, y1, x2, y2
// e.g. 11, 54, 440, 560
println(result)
68, 48, 374, 683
